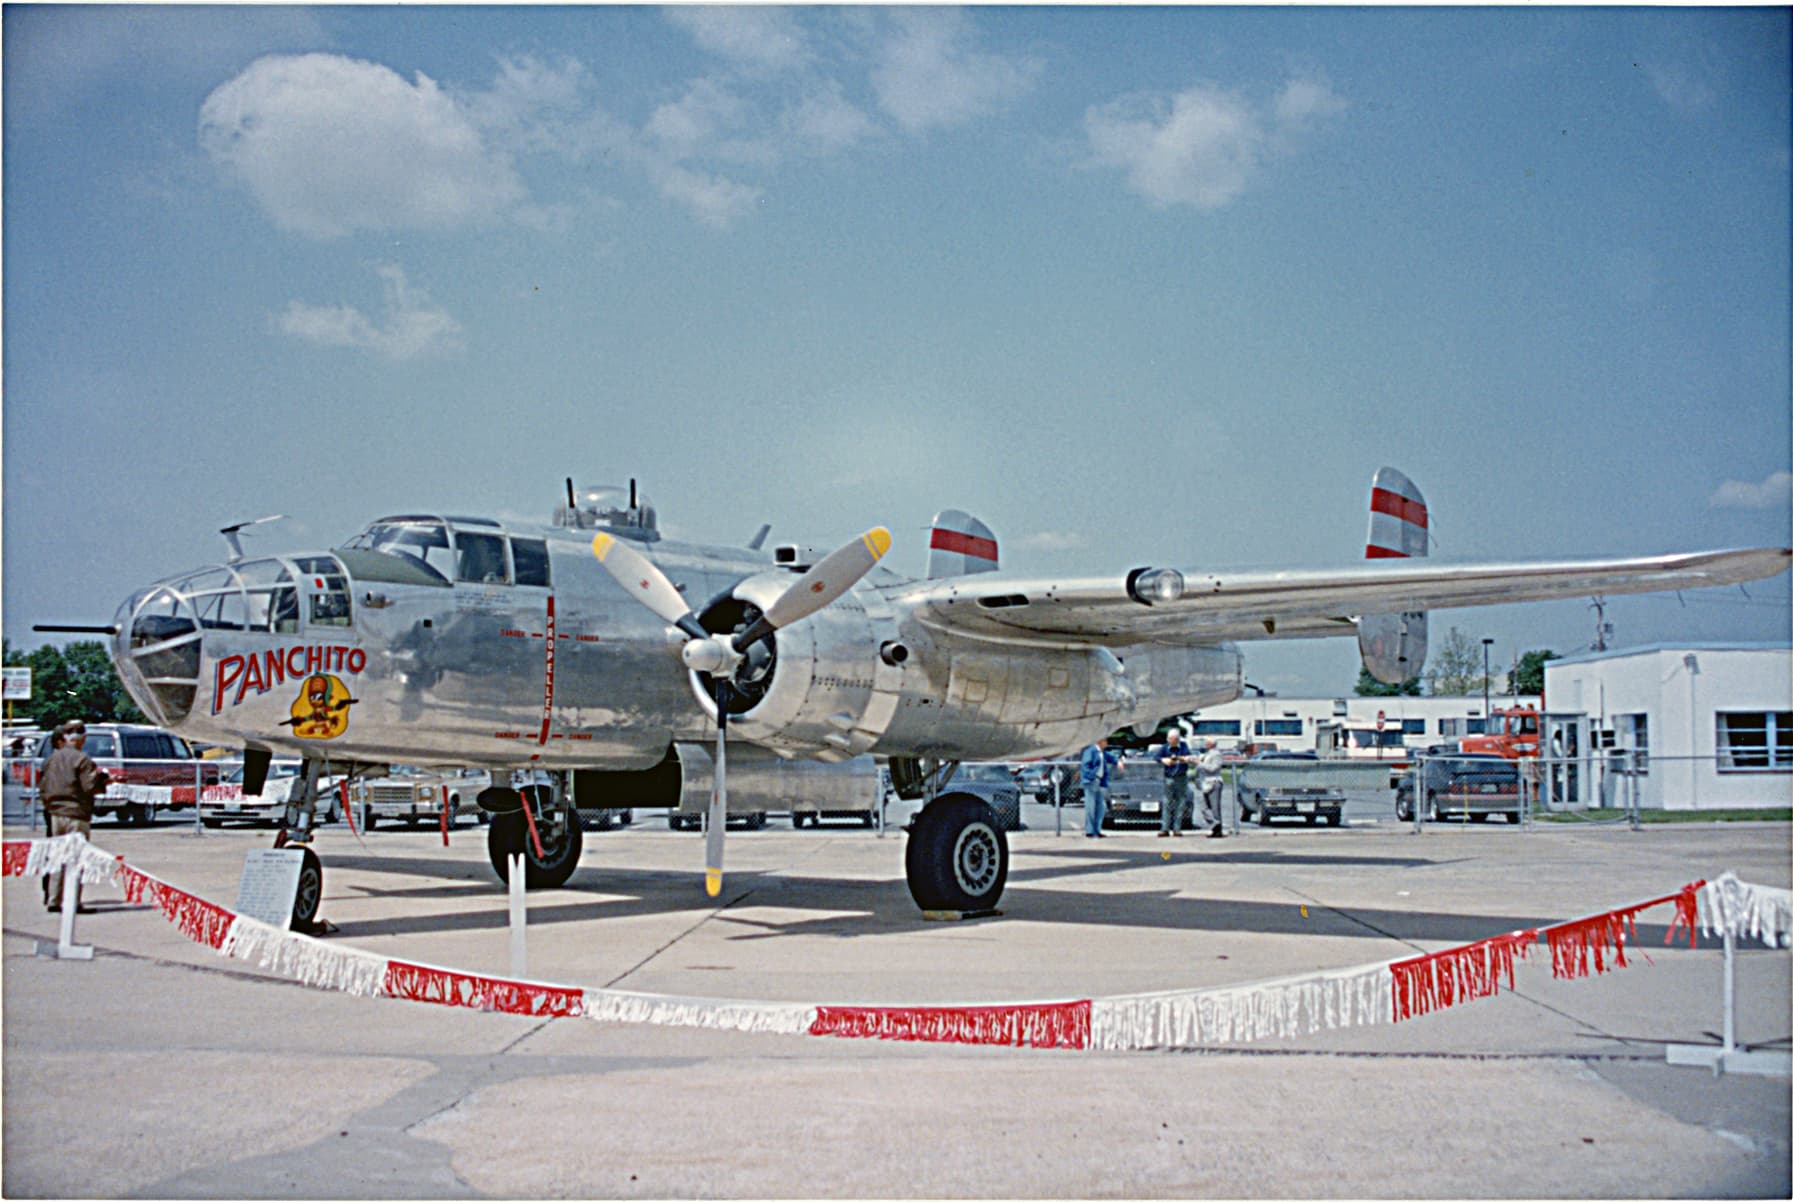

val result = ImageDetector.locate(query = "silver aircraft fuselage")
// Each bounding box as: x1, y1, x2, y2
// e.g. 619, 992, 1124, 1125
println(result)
109, 512, 1241, 773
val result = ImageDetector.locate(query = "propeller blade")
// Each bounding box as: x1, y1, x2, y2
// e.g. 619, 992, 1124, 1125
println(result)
590, 532, 707, 640
705, 685, 730, 898
733, 527, 891, 650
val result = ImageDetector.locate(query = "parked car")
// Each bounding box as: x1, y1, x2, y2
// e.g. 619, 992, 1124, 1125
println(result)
943, 763, 1024, 831
351, 766, 490, 829
1394, 755, 1522, 823
200, 759, 345, 827
579, 807, 633, 831
667, 810, 766, 831
1101, 745, 1195, 829
1237, 750, 1346, 827
20, 723, 216, 825
1023, 762, 1083, 807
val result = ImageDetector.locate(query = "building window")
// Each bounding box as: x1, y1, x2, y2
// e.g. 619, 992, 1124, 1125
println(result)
1615, 713, 1648, 776
1715, 712, 1793, 772
1402, 718, 1426, 735
1190, 720, 1241, 737
1254, 719, 1303, 737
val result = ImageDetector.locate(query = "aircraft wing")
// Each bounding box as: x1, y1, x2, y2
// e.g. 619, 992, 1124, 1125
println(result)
893, 547, 1790, 648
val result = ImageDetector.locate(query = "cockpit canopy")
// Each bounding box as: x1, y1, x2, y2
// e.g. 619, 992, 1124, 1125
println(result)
113, 554, 353, 725
339, 517, 552, 587
553, 483, 659, 541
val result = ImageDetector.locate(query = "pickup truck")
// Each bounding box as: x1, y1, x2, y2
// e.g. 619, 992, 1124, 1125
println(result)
351, 766, 491, 829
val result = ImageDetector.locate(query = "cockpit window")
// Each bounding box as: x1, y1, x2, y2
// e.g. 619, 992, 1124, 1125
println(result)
455, 532, 510, 585
296, 555, 352, 628
236, 559, 299, 634
343, 520, 454, 581
185, 569, 248, 631
512, 538, 551, 587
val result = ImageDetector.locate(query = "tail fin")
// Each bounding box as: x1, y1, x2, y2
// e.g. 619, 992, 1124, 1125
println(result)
1358, 467, 1429, 685
927, 509, 999, 578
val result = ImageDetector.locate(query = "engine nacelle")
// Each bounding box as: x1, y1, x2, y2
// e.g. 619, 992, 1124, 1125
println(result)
687, 572, 904, 761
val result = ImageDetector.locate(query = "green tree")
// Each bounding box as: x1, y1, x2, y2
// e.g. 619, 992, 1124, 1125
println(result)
1354, 667, 1422, 696
2, 639, 144, 729
1507, 649, 1559, 697
1424, 626, 1493, 697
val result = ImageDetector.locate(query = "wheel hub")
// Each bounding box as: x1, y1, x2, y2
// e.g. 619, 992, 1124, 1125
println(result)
951, 823, 1000, 896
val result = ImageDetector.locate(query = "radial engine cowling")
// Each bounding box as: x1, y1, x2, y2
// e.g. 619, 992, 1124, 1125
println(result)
688, 572, 904, 761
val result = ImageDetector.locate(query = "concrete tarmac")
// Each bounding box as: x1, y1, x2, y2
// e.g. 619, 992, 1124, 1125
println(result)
4, 808, 1789, 1198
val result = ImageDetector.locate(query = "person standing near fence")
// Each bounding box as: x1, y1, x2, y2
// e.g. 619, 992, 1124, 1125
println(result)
1080, 737, 1119, 838
1196, 738, 1226, 838
38, 720, 107, 912
1159, 729, 1193, 837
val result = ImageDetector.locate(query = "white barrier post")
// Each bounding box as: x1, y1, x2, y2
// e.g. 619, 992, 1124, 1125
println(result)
36, 850, 94, 961
508, 853, 527, 979
191, 761, 204, 837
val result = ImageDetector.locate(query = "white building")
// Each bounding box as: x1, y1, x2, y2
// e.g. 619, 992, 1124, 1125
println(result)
1179, 693, 1541, 752
1544, 643, 1792, 811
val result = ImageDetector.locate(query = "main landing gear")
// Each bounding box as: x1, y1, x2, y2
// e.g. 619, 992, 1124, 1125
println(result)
481, 781, 583, 889
905, 793, 1009, 913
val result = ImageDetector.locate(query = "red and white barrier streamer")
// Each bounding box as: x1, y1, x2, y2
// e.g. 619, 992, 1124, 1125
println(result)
3, 836, 1777, 1052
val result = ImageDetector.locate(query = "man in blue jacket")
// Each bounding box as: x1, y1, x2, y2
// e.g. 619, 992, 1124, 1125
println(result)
1079, 737, 1119, 838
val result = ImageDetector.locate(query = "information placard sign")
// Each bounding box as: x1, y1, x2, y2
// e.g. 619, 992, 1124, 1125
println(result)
235, 849, 305, 927
3, 668, 31, 702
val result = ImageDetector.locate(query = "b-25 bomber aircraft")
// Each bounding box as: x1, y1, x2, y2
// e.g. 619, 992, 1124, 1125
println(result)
84, 471, 1788, 917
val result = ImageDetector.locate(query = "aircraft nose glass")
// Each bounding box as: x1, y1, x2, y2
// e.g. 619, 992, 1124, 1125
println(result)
118, 582, 203, 725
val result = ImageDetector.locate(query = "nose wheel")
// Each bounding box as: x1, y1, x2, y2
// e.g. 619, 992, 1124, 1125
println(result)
904, 794, 1009, 912
486, 795, 583, 889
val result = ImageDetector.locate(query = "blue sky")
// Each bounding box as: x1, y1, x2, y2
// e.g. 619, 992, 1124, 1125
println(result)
4, 5, 1789, 698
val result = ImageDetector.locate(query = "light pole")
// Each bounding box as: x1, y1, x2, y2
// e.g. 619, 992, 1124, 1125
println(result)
1481, 638, 1494, 726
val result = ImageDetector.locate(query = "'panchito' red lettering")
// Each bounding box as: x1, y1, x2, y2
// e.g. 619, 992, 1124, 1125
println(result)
213, 655, 245, 714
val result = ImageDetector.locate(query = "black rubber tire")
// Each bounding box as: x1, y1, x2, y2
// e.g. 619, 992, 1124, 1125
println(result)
1395, 797, 1411, 822
667, 814, 684, 831
1304, 813, 1319, 825
487, 806, 583, 889
862, 812, 876, 828
746, 812, 767, 831
1324, 812, 1342, 827
1469, 812, 1489, 823
1505, 811, 1521, 824
362, 808, 377, 831
905, 793, 1008, 912
792, 812, 808, 829
1425, 793, 1439, 822
1256, 801, 1271, 827
290, 847, 323, 929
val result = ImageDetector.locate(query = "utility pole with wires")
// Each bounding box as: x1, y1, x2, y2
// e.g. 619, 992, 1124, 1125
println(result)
1589, 596, 1613, 653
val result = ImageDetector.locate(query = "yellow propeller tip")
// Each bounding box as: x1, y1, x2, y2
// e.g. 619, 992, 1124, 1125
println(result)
705, 870, 722, 898
862, 527, 892, 559
591, 533, 614, 561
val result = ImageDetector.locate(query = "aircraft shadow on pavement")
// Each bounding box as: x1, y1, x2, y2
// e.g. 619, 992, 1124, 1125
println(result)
310, 846, 1691, 953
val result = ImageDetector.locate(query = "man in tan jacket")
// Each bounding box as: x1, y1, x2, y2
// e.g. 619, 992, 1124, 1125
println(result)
39, 720, 108, 911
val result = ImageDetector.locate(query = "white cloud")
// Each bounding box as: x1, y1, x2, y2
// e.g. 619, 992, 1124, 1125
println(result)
783, 84, 876, 156
1274, 76, 1347, 129
1642, 59, 1717, 113
1084, 75, 1344, 210
665, 7, 808, 74
278, 264, 462, 360
199, 53, 525, 239
1710, 472, 1793, 511
870, 9, 1039, 134
648, 163, 763, 230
